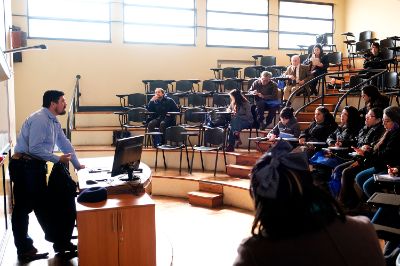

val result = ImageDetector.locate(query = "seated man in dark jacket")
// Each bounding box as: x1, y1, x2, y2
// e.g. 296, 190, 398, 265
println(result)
147, 88, 179, 145
363, 42, 388, 70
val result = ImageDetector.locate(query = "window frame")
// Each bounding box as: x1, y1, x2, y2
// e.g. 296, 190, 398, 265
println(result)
27, 0, 112, 43
123, 1, 196, 46
206, 0, 270, 49
278, 0, 334, 50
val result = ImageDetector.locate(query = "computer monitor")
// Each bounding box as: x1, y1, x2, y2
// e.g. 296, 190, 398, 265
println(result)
111, 135, 144, 181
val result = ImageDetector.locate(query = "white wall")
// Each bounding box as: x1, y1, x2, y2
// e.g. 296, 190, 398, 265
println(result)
11, 0, 343, 131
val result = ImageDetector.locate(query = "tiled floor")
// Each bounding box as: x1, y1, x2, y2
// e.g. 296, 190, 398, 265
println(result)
1, 195, 253, 266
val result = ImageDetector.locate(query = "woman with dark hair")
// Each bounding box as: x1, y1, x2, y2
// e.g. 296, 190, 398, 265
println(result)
336, 107, 384, 208
304, 43, 329, 96
355, 106, 400, 198
326, 106, 362, 147
268, 107, 300, 141
225, 89, 253, 152
299, 106, 337, 146
359, 85, 389, 120
233, 141, 385, 266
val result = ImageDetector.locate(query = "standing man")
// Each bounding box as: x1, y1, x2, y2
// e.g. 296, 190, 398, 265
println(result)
9, 90, 85, 261
249, 71, 280, 130
283, 55, 312, 102
146, 88, 179, 145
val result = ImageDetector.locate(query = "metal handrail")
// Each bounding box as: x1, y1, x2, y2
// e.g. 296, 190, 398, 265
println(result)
66, 75, 81, 141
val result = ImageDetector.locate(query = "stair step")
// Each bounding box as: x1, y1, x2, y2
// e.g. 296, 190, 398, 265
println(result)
199, 181, 224, 194
226, 164, 252, 179
236, 153, 262, 166
305, 104, 335, 112
312, 95, 340, 105
188, 191, 223, 208
299, 122, 310, 131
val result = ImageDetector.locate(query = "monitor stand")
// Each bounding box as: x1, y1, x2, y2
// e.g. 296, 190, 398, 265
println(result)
119, 169, 140, 181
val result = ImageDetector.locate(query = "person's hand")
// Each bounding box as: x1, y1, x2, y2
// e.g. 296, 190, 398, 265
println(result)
352, 146, 364, 156
388, 165, 399, 176
298, 80, 304, 85
361, 145, 371, 151
269, 134, 276, 141
335, 141, 342, 147
78, 164, 86, 170
299, 138, 305, 145
150, 95, 158, 101
288, 75, 295, 80
59, 153, 71, 164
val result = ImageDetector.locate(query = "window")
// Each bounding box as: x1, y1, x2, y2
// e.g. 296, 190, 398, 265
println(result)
123, 0, 195, 45
279, 1, 333, 50
27, 0, 111, 41
206, 0, 269, 48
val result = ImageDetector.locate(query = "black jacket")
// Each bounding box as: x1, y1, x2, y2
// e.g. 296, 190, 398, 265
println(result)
357, 124, 385, 148
371, 129, 400, 171
147, 96, 179, 121
300, 121, 338, 142
271, 117, 300, 138
327, 126, 359, 147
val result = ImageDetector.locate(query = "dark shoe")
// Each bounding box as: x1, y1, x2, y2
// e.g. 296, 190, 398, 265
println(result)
225, 145, 234, 152
18, 247, 49, 262
56, 249, 78, 260
54, 242, 77, 253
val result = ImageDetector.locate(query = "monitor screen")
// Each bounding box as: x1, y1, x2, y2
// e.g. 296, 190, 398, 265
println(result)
111, 135, 144, 180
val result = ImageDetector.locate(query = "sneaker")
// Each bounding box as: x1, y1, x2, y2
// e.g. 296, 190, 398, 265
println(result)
18, 247, 49, 262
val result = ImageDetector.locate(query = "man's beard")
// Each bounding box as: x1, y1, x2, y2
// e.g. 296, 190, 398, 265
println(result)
58, 109, 66, 115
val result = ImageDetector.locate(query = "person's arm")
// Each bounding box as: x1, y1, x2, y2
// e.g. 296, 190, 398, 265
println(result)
300, 65, 312, 84
55, 122, 84, 170
290, 119, 301, 138
326, 129, 337, 146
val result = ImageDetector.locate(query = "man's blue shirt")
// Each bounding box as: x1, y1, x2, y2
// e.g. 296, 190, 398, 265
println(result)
14, 108, 81, 169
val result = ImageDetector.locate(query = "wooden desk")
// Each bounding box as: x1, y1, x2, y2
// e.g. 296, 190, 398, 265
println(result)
76, 157, 155, 266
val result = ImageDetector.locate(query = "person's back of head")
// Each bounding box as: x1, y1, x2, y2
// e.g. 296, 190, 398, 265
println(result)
280, 107, 294, 120
250, 141, 345, 239
343, 105, 362, 131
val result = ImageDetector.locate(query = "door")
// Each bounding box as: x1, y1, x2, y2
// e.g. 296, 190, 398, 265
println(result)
118, 205, 156, 266
77, 209, 119, 266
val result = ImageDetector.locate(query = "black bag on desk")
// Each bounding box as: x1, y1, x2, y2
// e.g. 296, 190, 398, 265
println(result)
112, 130, 131, 146
45, 162, 77, 245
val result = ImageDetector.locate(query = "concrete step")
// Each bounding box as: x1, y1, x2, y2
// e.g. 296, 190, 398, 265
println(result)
235, 153, 262, 166
199, 181, 223, 194
187, 191, 223, 208
226, 164, 252, 179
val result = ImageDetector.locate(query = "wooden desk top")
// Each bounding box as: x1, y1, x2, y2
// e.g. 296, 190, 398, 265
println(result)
77, 156, 152, 191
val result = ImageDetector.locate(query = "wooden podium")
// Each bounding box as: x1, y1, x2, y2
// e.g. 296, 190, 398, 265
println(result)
76, 157, 155, 266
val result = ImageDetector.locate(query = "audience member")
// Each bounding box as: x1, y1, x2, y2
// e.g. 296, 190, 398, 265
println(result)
233, 141, 385, 266
226, 89, 253, 152
355, 106, 400, 199
337, 108, 384, 208
268, 107, 300, 141
363, 42, 387, 70
146, 88, 179, 145
299, 106, 337, 147
304, 44, 329, 96
249, 71, 280, 130
282, 55, 312, 102
359, 85, 390, 120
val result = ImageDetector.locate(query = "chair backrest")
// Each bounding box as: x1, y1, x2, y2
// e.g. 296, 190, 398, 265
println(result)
299, 54, 309, 64
349, 76, 364, 88
359, 31, 372, 42
384, 71, 398, 89
175, 80, 193, 93
328, 52, 342, 65
355, 41, 370, 53
203, 127, 226, 146
187, 93, 206, 107
202, 79, 218, 93
246, 78, 257, 92
183, 107, 206, 124
148, 80, 169, 94
165, 126, 187, 144
223, 79, 240, 92
222, 67, 240, 79
264, 66, 280, 77
260, 56, 276, 67
127, 107, 148, 124
244, 66, 259, 79
168, 93, 181, 108
381, 48, 394, 60
380, 38, 394, 49
212, 93, 230, 107
128, 93, 146, 108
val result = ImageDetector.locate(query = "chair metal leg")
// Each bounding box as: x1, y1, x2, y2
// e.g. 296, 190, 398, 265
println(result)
248, 128, 253, 152
200, 151, 204, 171
185, 146, 190, 171
190, 149, 195, 174
179, 148, 183, 174
162, 150, 167, 169
155, 148, 158, 172
223, 149, 227, 173
214, 150, 219, 176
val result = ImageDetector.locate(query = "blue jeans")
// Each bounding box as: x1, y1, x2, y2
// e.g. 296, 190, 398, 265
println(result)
355, 167, 380, 198
227, 117, 252, 146
255, 99, 280, 127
